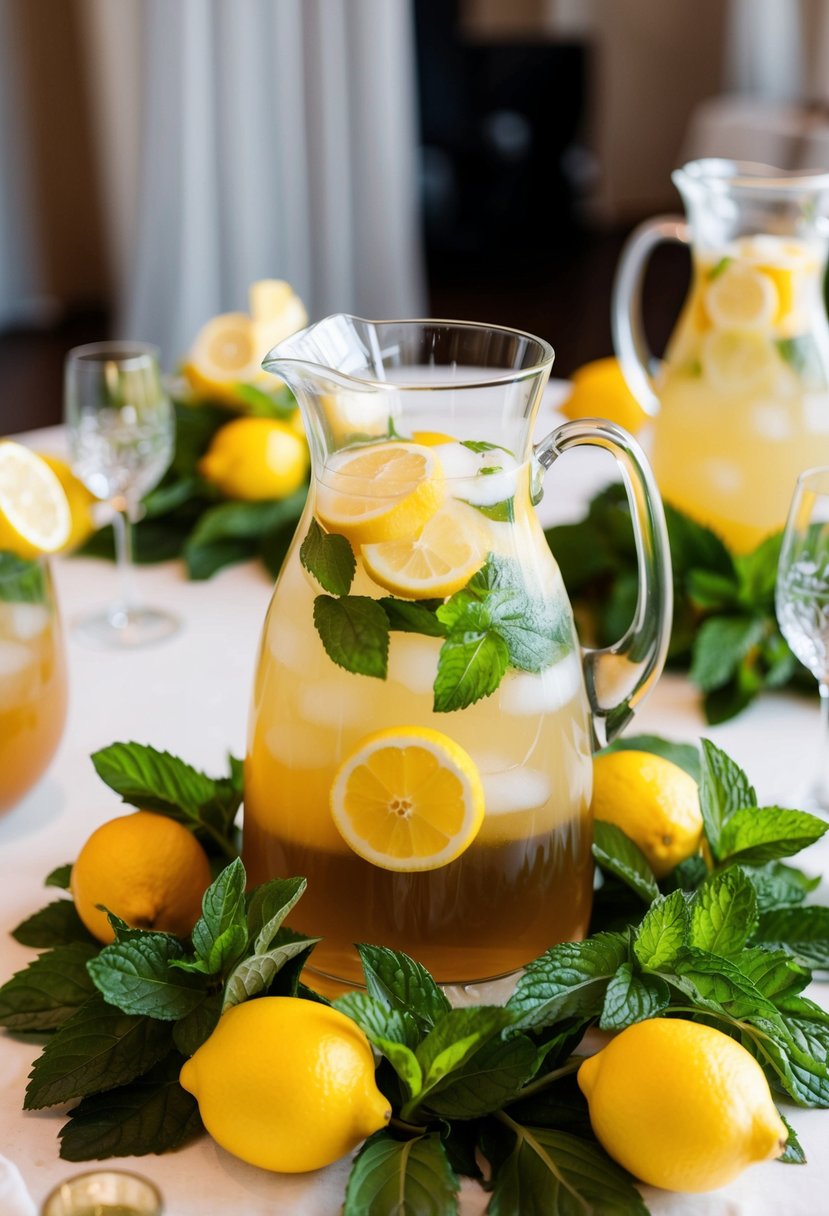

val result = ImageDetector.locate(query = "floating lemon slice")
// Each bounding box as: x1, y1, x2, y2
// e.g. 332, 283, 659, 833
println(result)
703, 262, 778, 331
316, 442, 443, 546
362, 499, 488, 597
0, 442, 71, 558
330, 726, 485, 871
700, 329, 780, 393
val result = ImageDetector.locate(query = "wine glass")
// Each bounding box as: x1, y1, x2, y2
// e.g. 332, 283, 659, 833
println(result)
775, 465, 829, 814
64, 341, 178, 648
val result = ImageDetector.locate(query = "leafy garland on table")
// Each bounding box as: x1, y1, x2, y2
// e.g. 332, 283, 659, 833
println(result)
545, 484, 808, 724
2, 737, 829, 1213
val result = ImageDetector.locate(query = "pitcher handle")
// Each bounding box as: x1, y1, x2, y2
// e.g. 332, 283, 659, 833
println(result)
611, 216, 690, 417
535, 418, 673, 747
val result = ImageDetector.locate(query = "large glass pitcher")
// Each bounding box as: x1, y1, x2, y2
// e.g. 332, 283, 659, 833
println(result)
244, 317, 671, 989
613, 158, 829, 553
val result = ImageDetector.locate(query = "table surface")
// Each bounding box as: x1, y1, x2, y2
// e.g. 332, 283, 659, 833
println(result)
2, 413, 828, 1215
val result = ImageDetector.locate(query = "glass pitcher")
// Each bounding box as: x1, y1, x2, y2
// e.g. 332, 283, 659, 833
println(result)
244, 317, 672, 989
613, 158, 829, 553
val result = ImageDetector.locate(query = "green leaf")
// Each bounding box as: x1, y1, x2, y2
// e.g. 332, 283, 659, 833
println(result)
433, 631, 509, 712
419, 1033, 539, 1119
87, 935, 207, 1021
461, 440, 512, 455
334, 992, 422, 1051
222, 931, 320, 1010
698, 738, 755, 856
690, 867, 758, 956
300, 518, 356, 595
172, 993, 222, 1057
45, 864, 73, 890
246, 875, 307, 952
633, 890, 690, 970
25, 993, 173, 1109
735, 948, 810, 1003
599, 963, 670, 1029
718, 807, 828, 867
411, 1007, 514, 1112
754, 906, 829, 970
601, 733, 701, 780
0, 551, 47, 602
686, 568, 740, 610
12, 898, 94, 949
591, 821, 659, 903
507, 933, 629, 1032
190, 857, 248, 975
344, 1132, 459, 1216
313, 594, 389, 678
233, 381, 298, 418
58, 1051, 202, 1161
380, 597, 447, 637
0, 943, 98, 1031
749, 862, 821, 912
668, 947, 779, 1020
187, 492, 306, 547
184, 536, 257, 579
357, 945, 451, 1030
690, 615, 766, 691
487, 1122, 648, 1216
457, 554, 571, 672
778, 1112, 807, 1164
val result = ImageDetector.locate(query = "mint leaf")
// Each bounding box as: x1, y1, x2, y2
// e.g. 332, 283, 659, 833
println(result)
313, 594, 389, 678
300, 518, 356, 595
718, 808, 828, 867
750, 862, 821, 912
754, 906, 829, 970
591, 821, 659, 902
58, 1051, 202, 1162
25, 993, 172, 1109
380, 597, 446, 637
460, 554, 571, 671
461, 440, 513, 455
334, 992, 421, 1051
344, 1132, 459, 1216
708, 255, 733, 280
668, 948, 778, 1020
601, 733, 701, 780
0, 551, 47, 602
87, 935, 207, 1020
246, 875, 307, 952
690, 867, 758, 956
698, 738, 755, 857
172, 992, 222, 1057
357, 945, 451, 1030
599, 963, 670, 1029
0, 944, 98, 1031
690, 615, 766, 691
433, 631, 508, 712
188, 493, 306, 547
507, 933, 629, 1032
410, 1007, 514, 1115
633, 890, 690, 969
779, 1112, 807, 1164
12, 898, 94, 948
487, 1123, 648, 1216
189, 858, 248, 975
420, 1034, 538, 1120
46, 864, 73, 889
735, 948, 810, 1003
222, 930, 320, 1010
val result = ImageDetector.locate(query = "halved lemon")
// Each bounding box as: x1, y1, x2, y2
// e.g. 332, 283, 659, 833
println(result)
700, 329, 780, 393
316, 442, 444, 546
0, 442, 71, 557
185, 312, 263, 401
362, 499, 489, 597
249, 278, 308, 358
330, 726, 485, 871
704, 262, 778, 331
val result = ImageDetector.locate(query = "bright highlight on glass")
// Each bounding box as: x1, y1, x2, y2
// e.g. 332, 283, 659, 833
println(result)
64, 342, 178, 648
40, 1168, 163, 1215
776, 465, 829, 814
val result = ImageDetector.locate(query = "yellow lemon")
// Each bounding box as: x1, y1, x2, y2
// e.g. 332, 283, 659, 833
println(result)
558, 357, 648, 435
186, 311, 264, 404
591, 749, 703, 877
703, 261, 778, 331
316, 441, 444, 547
199, 416, 309, 500
361, 499, 489, 598
71, 810, 213, 944
578, 1018, 788, 1192
37, 454, 97, 551
0, 442, 71, 558
330, 726, 485, 871
249, 278, 308, 359
179, 996, 391, 1173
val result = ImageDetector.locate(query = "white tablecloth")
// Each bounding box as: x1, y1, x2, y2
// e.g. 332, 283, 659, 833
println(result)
1, 415, 828, 1214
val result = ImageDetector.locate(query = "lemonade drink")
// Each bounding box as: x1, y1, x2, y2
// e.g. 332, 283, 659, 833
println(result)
0, 561, 67, 811
652, 234, 829, 552
244, 438, 594, 986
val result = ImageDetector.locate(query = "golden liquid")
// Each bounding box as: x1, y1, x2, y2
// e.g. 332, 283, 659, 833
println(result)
0, 601, 67, 812
652, 239, 829, 553
244, 460, 594, 986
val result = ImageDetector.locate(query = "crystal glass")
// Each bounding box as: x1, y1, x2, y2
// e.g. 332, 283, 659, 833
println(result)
64, 341, 178, 648
776, 466, 829, 813
41, 1169, 163, 1216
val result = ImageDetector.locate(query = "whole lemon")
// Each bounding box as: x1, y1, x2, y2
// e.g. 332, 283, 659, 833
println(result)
199, 416, 309, 500
591, 749, 703, 877
38, 454, 97, 551
578, 1018, 787, 1192
559, 356, 648, 435
179, 996, 391, 1172
71, 810, 213, 944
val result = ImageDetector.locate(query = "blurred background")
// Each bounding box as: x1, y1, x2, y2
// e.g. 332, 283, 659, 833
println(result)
2, 0, 829, 433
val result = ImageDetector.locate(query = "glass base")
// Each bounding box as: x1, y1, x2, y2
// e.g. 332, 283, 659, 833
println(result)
74, 604, 180, 650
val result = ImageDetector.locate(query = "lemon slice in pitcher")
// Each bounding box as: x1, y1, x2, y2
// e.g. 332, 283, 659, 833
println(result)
703, 262, 778, 331
330, 726, 485, 871
362, 500, 488, 597
316, 442, 444, 546
0, 442, 71, 558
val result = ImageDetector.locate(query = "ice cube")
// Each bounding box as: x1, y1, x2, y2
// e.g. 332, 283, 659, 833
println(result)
0, 639, 33, 706
298, 679, 376, 727
264, 717, 334, 768
499, 652, 582, 716
752, 402, 792, 441
481, 766, 551, 815
387, 634, 441, 694
702, 458, 744, 496
268, 616, 323, 673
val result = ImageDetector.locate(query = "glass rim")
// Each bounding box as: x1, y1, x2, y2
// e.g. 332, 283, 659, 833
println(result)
796, 464, 829, 492
41, 1168, 163, 1214
66, 340, 161, 369
674, 157, 829, 195
263, 316, 556, 392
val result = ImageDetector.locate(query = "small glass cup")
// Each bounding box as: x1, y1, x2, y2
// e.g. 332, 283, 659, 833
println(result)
40, 1169, 163, 1216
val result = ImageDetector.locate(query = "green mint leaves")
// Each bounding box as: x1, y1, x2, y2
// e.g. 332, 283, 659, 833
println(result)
0, 551, 47, 603
301, 516, 572, 711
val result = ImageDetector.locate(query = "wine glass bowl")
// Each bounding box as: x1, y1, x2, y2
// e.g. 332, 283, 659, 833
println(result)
64, 341, 178, 648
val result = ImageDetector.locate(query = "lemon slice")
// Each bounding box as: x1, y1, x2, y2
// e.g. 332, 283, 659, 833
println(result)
411, 430, 457, 446
187, 311, 263, 395
316, 442, 444, 546
0, 442, 71, 557
703, 262, 778, 331
362, 500, 489, 597
330, 726, 485, 871
700, 329, 780, 393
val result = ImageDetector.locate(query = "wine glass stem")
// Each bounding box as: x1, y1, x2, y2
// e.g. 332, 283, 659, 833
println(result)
111, 503, 137, 625
812, 681, 829, 809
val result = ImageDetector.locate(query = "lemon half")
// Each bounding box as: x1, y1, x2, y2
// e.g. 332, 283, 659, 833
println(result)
0, 442, 71, 558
